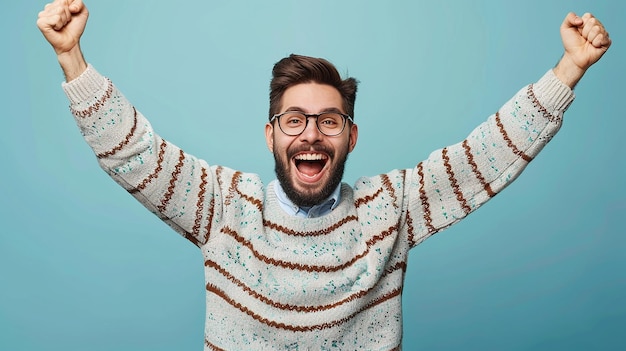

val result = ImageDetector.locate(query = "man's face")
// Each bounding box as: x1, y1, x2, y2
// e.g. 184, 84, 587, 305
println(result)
265, 83, 358, 207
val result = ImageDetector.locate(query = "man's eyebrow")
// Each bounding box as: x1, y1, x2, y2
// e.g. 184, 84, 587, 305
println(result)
283, 106, 345, 114
320, 107, 344, 114
283, 106, 306, 113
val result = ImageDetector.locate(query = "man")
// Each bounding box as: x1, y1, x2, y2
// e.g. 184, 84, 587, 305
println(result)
37, 0, 610, 349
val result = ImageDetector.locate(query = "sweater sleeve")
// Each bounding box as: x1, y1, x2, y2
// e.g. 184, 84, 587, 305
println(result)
62, 65, 222, 247
404, 69, 574, 248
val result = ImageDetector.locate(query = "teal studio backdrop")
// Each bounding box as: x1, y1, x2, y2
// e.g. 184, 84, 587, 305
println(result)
2, 1, 624, 350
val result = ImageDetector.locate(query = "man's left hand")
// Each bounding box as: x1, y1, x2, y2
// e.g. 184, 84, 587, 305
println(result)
554, 12, 611, 88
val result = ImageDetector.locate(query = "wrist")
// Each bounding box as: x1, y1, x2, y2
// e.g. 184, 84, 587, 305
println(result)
57, 45, 88, 82
553, 53, 586, 89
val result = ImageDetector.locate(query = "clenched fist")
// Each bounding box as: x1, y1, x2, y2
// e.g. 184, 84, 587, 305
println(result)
555, 12, 611, 88
37, 0, 88, 55
37, 0, 89, 80
561, 12, 611, 71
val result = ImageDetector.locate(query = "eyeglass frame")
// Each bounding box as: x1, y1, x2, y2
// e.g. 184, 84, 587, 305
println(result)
269, 111, 354, 137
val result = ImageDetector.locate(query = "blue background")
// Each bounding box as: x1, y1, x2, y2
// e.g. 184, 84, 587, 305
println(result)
2, 1, 625, 350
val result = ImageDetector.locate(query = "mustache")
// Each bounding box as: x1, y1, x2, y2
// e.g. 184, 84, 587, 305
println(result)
287, 144, 334, 159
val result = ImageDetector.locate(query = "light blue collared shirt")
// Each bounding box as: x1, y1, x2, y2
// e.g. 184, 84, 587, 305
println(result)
273, 181, 342, 218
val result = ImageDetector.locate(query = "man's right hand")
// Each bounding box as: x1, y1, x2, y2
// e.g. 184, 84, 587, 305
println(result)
37, 0, 89, 81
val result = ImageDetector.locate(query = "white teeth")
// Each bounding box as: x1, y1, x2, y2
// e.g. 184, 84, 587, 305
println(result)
294, 153, 327, 161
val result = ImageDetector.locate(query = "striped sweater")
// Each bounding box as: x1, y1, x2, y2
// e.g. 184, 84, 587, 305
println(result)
62, 65, 574, 350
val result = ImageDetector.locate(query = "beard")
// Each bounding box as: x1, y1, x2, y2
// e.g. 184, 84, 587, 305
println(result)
274, 143, 349, 208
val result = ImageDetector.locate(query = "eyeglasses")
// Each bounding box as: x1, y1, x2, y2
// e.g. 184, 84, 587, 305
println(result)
270, 111, 354, 137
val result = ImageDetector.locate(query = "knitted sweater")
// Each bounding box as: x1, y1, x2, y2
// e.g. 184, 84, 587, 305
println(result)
62, 65, 574, 350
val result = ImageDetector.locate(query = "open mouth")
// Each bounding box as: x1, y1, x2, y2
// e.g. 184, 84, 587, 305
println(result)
293, 153, 329, 179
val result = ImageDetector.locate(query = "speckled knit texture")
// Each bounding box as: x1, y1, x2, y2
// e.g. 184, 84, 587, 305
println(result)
62, 65, 573, 350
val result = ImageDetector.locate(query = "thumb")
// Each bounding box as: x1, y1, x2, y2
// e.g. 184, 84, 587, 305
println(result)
69, 0, 84, 14
562, 12, 583, 31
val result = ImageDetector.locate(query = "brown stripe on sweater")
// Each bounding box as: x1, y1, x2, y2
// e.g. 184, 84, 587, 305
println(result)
263, 215, 358, 237
129, 138, 168, 194
417, 162, 436, 234
191, 167, 209, 242
236, 188, 263, 212
381, 174, 399, 209
157, 149, 185, 213
462, 140, 496, 198
204, 259, 406, 313
183, 230, 201, 247
215, 165, 225, 190
405, 209, 417, 247
220, 170, 263, 212
527, 84, 561, 123
220, 224, 398, 273
354, 187, 383, 208
96, 107, 138, 159
205, 166, 224, 243
204, 340, 225, 351
201, 197, 216, 246
206, 283, 402, 332
442, 148, 472, 215
495, 112, 533, 163
71, 78, 113, 118
224, 171, 242, 206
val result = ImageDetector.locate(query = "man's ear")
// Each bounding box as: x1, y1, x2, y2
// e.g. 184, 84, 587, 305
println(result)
348, 123, 358, 152
265, 123, 274, 153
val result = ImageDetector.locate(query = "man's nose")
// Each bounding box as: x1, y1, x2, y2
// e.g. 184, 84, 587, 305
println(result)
298, 117, 323, 143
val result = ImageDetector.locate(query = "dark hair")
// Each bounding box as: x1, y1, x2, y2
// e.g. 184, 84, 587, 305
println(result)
269, 54, 358, 120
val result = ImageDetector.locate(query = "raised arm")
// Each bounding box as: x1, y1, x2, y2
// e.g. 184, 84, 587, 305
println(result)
36, 0, 229, 248
553, 12, 611, 88
37, 0, 88, 81
403, 12, 611, 245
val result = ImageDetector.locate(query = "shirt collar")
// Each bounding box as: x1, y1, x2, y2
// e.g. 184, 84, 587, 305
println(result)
274, 180, 342, 218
